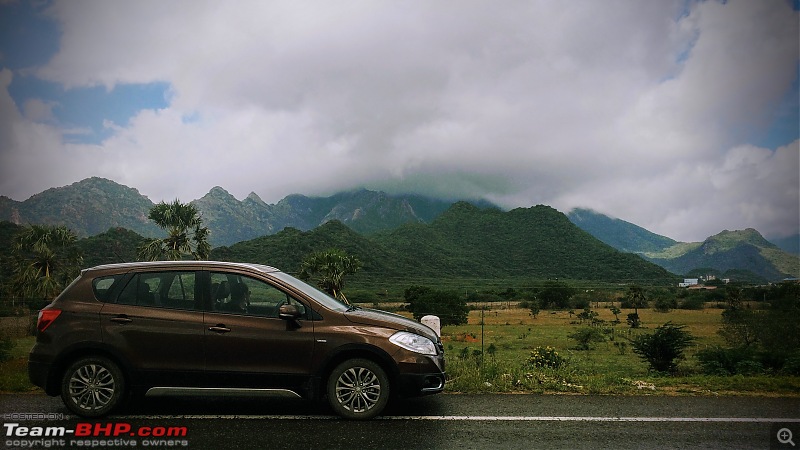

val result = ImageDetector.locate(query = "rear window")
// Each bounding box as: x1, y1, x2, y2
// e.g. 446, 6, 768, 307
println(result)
92, 275, 124, 302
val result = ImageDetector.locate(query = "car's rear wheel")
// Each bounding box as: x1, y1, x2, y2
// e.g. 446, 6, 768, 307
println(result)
61, 356, 125, 417
327, 358, 389, 420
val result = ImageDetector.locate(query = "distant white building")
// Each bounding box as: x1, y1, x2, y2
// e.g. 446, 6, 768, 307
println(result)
678, 278, 699, 288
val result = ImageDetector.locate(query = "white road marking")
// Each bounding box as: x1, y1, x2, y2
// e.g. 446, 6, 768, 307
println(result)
117, 415, 800, 422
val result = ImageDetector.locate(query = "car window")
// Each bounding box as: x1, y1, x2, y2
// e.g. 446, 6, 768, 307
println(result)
210, 272, 307, 318
92, 275, 124, 302
272, 271, 349, 313
116, 271, 198, 310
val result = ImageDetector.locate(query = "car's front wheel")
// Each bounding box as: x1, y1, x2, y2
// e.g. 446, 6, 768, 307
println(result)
61, 356, 125, 417
327, 358, 390, 420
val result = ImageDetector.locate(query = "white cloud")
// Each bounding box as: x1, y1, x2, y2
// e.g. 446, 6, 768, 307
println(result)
0, 0, 796, 242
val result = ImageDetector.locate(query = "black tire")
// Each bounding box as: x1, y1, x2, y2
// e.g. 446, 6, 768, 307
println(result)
327, 358, 390, 420
61, 356, 125, 417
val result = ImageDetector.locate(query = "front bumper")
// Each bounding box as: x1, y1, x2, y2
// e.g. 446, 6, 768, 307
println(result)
395, 371, 446, 397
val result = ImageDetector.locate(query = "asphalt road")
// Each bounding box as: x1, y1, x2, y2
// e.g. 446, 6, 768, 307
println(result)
2, 393, 799, 449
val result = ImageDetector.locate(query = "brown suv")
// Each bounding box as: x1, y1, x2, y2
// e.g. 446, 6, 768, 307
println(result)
28, 261, 445, 419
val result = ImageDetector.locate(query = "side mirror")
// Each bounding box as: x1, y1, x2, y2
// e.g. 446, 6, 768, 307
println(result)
279, 304, 301, 321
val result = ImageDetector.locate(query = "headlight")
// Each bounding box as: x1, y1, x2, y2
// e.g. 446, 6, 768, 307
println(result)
389, 331, 437, 356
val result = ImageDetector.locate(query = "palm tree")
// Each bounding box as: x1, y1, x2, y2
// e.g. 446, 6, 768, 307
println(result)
625, 285, 647, 328
138, 200, 210, 261
298, 249, 361, 304
10, 225, 82, 300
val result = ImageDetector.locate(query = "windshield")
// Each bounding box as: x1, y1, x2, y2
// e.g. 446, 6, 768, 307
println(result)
271, 271, 350, 312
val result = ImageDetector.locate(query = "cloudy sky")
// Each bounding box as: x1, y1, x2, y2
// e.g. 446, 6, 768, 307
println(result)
0, 0, 797, 242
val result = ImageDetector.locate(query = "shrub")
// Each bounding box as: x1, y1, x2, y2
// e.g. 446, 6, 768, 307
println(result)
782, 353, 800, 376
527, 346, 567, 369
626, 312, 641, 328
528, 299, 541, 318
653, 297, 677, 313
570, 295, 590, 310
630, 322, 695, 373
679, 296, 705, 310
567, 328, 606, 350
696, 346, 756, 375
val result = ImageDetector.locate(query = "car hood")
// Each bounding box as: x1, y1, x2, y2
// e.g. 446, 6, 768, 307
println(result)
344, 308, 439, 342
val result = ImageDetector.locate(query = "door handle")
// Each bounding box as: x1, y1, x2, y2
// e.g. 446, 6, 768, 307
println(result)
208, 325, 231, 333
110, 315, 133, 324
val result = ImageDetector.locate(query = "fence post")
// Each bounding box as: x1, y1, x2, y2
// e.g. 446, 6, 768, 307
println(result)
421, 315, 441, 337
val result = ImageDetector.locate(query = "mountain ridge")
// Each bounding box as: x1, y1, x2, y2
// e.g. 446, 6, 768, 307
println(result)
0, 178, 473, 246
568, 209, 799, 281
1, 178, 797, 280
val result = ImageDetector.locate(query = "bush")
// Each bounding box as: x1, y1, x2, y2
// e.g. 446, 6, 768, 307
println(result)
527, 346, 567, 369
782, 353, 800, 376
570, 295, 590, 310
679, 296, 705, 310
653, 297, 677, 313
528, 299, 541, 318
567, 328, 606, 350
696, 346, 756, 375
630, 322, 695, 373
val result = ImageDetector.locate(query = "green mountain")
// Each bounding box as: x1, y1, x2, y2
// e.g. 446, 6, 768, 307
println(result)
212, 202, 678, 284
0, 178, 471, 246
644, 229, 799, 281
3, 178, 794, 281
568, 209, 799, 282
567, 208, 676, 253
75, 227, 148, 268
0, 177, 161, 238
193, 187, 463, 245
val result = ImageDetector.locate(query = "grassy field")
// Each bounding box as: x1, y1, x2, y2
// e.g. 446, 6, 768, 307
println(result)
1, 305, 799, 396
437, 304, 800, 397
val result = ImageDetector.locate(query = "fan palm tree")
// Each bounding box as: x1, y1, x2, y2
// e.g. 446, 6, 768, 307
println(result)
299, 249, 361, 304
138, 200, 210, 261
625, 285, 647, 328
10, 225, 82, 299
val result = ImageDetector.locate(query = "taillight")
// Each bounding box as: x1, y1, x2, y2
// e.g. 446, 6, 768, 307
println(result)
37, 309, 61, 332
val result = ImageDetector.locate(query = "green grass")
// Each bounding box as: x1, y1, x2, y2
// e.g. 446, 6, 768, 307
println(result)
439, 306, 800, 397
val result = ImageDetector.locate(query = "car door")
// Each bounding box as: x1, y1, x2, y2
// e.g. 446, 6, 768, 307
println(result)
100, 270, 205, 387
202, 271, 315, 390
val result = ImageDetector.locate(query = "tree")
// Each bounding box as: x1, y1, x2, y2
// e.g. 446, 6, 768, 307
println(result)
630, 322, 695, 373
10, 225, 82, 299
609, 306, 621, 322
138, 200, 210, 261
298, 249, 361, 303
567, 328, 606, 350
577, 307, 599, 325
537, 281, 575, 309
404, 286, 468, 326
528, 299, 541, 319
624, 285, 647, 328
718, 286, 759, 348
